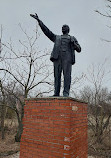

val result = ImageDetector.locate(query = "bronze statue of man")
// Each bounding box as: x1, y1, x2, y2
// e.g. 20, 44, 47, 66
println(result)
30, 13, 81, 97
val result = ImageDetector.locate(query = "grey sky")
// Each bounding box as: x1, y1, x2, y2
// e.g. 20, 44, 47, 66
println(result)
0, 0, 111, 90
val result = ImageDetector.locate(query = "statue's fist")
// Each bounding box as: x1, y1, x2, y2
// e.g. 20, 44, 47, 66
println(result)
30, 13, 39, 21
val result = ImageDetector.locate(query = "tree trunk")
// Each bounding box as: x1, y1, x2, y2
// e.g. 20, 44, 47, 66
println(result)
1, 103, 6, 139
15, 120, 23, 142
15, 102, 24, 142
0, 80, 6, 139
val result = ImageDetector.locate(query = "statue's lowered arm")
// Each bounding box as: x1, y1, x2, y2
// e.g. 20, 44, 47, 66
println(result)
30, 13, 56, 42
71, 37, 81, 53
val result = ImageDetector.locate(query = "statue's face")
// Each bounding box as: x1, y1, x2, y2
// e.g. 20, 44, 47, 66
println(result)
62, 25, 70, 34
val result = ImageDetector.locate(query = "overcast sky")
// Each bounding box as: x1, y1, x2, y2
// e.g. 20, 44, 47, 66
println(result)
0, 0, 111, 90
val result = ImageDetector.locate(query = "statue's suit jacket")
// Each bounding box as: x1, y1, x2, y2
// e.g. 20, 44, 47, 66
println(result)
38, 20, 81, 65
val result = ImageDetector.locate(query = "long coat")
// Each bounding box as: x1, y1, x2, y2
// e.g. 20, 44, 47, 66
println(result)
38, 20, 81, 65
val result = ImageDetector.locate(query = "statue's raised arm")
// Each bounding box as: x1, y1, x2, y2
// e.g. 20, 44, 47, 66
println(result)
30, 13, 56, 42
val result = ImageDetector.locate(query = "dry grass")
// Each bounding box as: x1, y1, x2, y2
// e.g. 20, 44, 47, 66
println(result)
88, 127, 111, 157
0, 119, 20, 157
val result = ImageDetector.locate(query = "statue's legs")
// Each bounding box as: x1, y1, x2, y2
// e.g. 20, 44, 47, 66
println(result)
53, 57, 72, 97
53, 59, 62, 96
62, 60, 72, 97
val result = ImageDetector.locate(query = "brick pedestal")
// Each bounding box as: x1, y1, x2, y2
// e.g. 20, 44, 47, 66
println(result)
20, 97, 88, 158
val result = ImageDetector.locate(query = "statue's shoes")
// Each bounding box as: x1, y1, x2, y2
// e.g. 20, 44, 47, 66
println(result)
63, 94, 69, 97
49, 94, 60, 97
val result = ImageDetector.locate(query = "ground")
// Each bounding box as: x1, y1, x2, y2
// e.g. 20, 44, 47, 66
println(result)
1, 153, 19, 158
0, 119, 20, 158
0, 133, 20, 158
1, 153, 95, 158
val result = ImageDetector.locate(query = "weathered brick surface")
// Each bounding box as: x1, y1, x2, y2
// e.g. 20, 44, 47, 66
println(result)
20, 97, 88, 158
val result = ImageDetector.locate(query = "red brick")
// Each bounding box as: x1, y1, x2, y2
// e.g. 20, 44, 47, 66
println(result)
20, 97, 88, 158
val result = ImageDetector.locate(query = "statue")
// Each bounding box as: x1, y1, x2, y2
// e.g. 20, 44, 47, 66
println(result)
30, 13, 81, 97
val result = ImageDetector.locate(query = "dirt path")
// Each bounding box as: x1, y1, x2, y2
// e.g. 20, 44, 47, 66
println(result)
1, 152, 95, 158
1, 153, 19, 158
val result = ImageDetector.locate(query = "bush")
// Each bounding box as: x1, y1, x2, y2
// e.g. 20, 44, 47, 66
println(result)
6, 108, 16, 119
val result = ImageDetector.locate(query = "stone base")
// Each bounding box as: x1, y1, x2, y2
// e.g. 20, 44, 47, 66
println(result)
20, 97, 88, 158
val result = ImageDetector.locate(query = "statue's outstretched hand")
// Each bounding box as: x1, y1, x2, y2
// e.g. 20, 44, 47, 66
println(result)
30, 13, 39, 21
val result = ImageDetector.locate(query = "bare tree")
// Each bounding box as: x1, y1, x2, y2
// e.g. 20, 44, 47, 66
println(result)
80, 62, 111, 144
95, 0, 111, 42
95, 0, 111, 18
0, 24, 53, 141
0, 26, 7, 139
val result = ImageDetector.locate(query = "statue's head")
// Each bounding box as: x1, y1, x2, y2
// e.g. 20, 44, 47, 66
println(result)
62, 25, 70, 34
